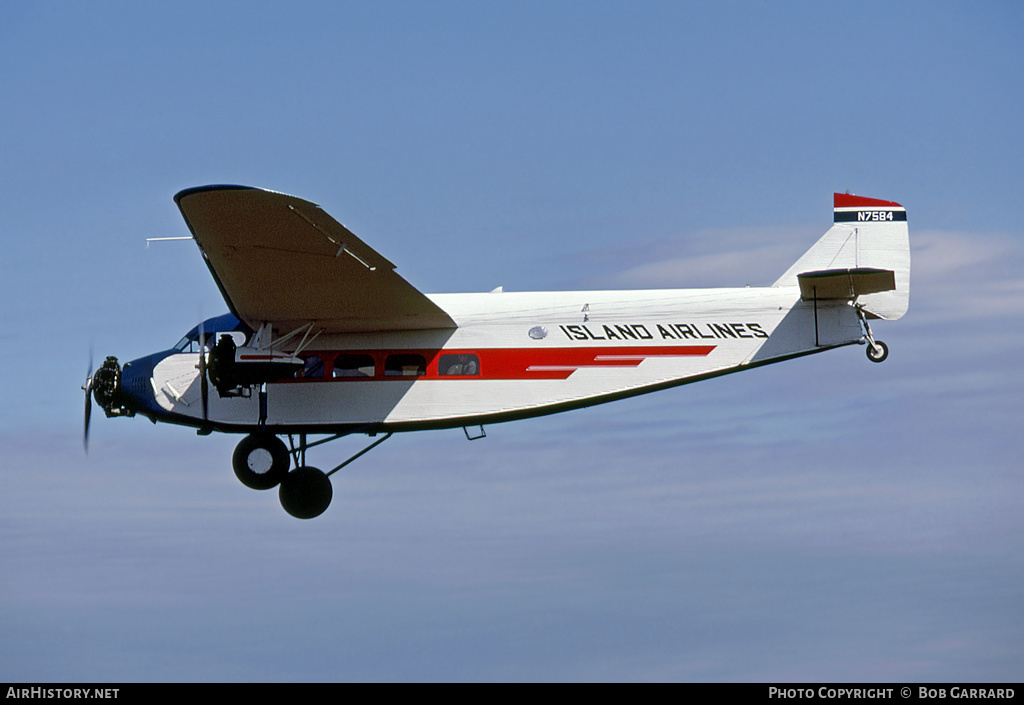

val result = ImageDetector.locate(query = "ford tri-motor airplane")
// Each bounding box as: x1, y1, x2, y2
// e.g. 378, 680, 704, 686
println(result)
84, 187, 909, 518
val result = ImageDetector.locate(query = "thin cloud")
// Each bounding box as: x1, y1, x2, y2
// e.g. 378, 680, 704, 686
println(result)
910, 229, 1024, 322
589, 226, 1024, 324
583, 225, 817, 289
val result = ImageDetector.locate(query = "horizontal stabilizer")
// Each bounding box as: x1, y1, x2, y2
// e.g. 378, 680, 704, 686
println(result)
797, 267, 895, 302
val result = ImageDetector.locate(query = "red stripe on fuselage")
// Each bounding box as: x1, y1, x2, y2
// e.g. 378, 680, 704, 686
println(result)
480, 345, 715, 379
276, 344, 716, 383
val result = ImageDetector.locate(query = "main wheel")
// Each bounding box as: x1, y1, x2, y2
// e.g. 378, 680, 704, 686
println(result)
232, 434, 290, 490
866, 340, 889, 363
279, 466, 333, 519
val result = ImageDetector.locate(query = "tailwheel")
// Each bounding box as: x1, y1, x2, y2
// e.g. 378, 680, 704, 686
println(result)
232, 434, 290, 490
855, 305, 890, 364
279, 467, 333, 519
866, 340, 889, 363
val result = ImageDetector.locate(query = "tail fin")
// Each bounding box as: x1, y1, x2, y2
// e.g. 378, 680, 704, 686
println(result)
773, 193, 910, 320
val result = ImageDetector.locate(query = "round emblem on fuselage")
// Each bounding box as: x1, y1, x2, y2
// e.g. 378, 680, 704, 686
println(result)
528, 326, 548, 340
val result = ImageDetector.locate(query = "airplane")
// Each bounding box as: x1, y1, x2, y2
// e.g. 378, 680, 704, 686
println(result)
83, 186, 910, 519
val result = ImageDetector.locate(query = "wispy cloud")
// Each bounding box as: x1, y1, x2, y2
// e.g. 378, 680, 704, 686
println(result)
587, 224, 1024, 325
581, 225, 814, 289
909, 229, 1024, 322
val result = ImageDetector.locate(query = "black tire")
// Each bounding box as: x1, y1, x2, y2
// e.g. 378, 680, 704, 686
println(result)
279, 467, 333, 519
866, 340, 889, 363
232, 434, 290, 490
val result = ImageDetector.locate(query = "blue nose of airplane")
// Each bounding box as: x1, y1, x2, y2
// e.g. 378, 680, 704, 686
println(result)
119, 350, 172, 417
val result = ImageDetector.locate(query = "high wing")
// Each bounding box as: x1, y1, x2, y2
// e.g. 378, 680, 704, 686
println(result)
174, 185, 456, 334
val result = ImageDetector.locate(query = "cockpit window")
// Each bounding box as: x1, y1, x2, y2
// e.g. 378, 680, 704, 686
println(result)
174, 330, 246, 353
174, 314, 250, 352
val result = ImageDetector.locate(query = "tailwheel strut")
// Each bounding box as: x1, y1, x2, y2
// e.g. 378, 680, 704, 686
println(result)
856, 305, 889, 363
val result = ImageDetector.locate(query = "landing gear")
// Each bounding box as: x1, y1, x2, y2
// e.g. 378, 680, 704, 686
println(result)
866, 340, 889, 363
232, 434, 290, 490
230, 431, 393, 519
279, 467, 333, 519
855, 304, 890, 364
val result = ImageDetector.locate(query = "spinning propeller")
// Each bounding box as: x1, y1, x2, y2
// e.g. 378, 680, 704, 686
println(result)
82, 353, 128, 452
82, 351, 93, 453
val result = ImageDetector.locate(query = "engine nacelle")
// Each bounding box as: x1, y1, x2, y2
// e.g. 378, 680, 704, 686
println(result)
206, 334, 304, 397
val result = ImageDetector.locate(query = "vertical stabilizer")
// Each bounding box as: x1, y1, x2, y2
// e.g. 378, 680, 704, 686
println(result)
774, 194, 909, 320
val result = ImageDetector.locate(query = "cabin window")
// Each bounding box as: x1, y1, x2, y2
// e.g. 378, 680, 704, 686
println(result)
333, 353, 375, 378
438, 353, 480, 376
297, 355, 324, 378
384, 354, 426, 377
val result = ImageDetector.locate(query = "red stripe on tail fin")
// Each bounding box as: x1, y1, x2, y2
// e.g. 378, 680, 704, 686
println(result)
834, 193, 903, 209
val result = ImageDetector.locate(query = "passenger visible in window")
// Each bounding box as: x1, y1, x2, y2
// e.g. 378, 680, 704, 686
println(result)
439, 353, 480, 376
298, 355, 324, 378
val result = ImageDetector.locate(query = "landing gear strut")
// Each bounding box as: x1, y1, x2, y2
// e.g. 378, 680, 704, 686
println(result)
856, 305, 889, 364
231, 431, 393, 519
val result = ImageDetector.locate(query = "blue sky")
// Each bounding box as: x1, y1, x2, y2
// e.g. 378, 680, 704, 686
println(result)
1, 1, 1022, 682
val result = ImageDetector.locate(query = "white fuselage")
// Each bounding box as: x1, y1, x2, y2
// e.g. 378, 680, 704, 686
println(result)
148, 285, 862, 433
